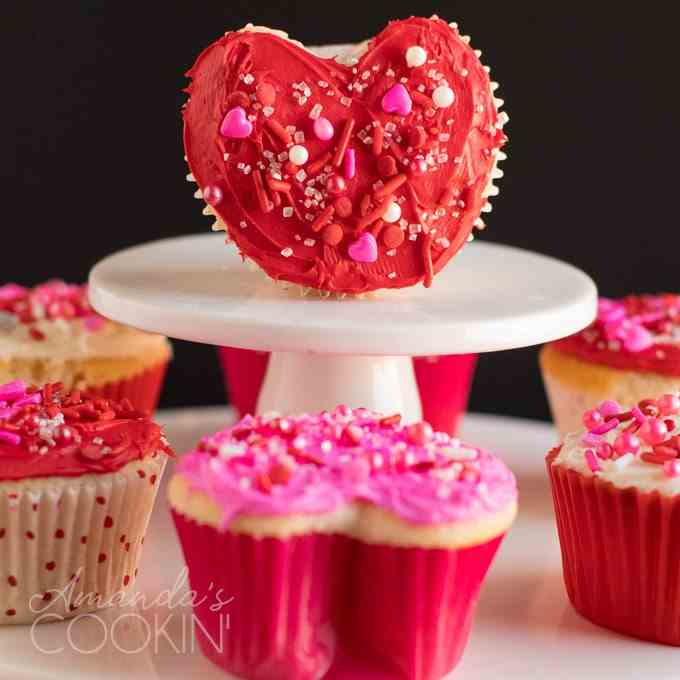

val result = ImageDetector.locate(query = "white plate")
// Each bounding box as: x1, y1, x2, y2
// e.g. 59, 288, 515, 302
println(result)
89, 234, 596, 355
3, 409, 675, 680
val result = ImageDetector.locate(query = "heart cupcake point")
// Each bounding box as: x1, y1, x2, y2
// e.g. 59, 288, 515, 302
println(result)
381, 83, 413, 116
348, 233, 378, 263
184, 17, 508, 293
220, 106, 253, 139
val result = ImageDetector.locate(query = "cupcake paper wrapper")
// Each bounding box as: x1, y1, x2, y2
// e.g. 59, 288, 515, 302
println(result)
218, 348, 269, 418
548, 449, 680, 645
87, 360, 168, 413
0, 455, 166, 624
172, 508, 504, 680
338, 536, 504, 680
413, 354, 477, 436
172, 510, 341, 680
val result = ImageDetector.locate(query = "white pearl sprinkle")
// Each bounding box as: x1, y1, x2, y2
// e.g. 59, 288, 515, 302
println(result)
405, 45, 427, 68
288, 144, 309, 166
383, 201, 402, 223
432, 85, 455, 108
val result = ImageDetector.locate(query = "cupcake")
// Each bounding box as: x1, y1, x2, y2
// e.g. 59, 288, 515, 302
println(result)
183, 17, 507, 294
0, 380, 172, 624
169, 406, 517, 680
541, 294, 680, 435
0, 281, 171, 412
547, 391, 680, 645
219, 347, 476, 434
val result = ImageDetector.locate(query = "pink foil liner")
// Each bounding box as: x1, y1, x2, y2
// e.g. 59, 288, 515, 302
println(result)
86, 361, 168, 413
412, 354, 478, 435
172, 508, 503, 680
218, 348, 476, 435
218, 348, 269, 418
172, 510, 342, 680
336, 536, 504, 680
547, 447, 680, 645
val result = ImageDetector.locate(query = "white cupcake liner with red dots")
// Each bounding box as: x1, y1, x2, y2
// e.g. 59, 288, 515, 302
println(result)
0, 454, 166, 624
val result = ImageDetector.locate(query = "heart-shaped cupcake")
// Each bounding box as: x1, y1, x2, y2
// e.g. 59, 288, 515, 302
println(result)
184, 17, 507, 294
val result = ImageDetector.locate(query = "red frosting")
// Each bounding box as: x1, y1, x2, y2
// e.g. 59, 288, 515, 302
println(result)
183, 17, 506, 293
552, 295, 680, 376
0, 381, 173, 481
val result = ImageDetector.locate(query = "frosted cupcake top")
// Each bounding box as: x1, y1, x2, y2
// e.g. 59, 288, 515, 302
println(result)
553, 393, 680, 494
0, 281, 168, 360
176, 406, 517, 528
552, 295, 680, 375
0, 380, 172, 481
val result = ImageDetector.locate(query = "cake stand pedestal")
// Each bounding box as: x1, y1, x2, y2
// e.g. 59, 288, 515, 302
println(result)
89, 233, 596, 421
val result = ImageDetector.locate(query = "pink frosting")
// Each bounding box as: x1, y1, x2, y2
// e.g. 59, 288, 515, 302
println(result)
177, 406, 517, 528
0, 280, 103, 330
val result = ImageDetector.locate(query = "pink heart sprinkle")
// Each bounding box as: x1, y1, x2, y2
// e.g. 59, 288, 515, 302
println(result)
381, 83, 412, 116
220, 106, 253, 139
348, 233, 378, 263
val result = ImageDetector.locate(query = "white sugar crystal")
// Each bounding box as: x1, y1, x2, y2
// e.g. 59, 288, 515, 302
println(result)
281, 247, 293, 257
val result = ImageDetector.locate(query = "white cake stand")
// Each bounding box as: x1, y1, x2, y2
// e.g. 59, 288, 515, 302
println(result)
89, 234, 596, 420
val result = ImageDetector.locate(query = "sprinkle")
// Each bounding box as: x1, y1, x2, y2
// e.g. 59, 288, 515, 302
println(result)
333, 119, 356, 168
405, 45, 428, 68
313, 116, 334, 140
584, 449, 601, 473
432, 85, 455, 109
591, 419, 619, 435
343, 148, 356, 180
289, 144, 309, 166
281, 248, 293, 258
0, 430, 21, 446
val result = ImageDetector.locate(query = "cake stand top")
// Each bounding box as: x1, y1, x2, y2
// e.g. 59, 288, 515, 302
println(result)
89, 234, 597, 355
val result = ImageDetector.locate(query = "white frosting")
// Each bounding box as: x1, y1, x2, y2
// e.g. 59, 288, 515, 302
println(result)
0, 318, 169, 361
554, 410, 680, 496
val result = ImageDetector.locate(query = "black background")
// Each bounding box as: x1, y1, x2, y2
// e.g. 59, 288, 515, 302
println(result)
3, 2, 677, 420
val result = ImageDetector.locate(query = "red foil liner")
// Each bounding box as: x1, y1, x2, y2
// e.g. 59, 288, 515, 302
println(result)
219, 348, 476, 434
218, 347, 270, 417
547, 448, 680, 645
337, 536, 504, 680
413, 354, 478, 435
86, 361, 168, 413
171, 510, 342, 680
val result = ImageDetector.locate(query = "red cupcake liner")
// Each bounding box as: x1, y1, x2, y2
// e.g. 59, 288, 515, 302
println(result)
336, 536, 504, 680
218, 347, 269, 417
86, 361, 168, 413
171, 510, 342, 680
218, 348, 476, 434
173, 506, 503, 680
412, 354, 477, 435
547, 448, 680, 645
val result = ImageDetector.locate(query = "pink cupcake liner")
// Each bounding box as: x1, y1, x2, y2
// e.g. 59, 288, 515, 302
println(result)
173, 505, 504, 680
218, 348, 476, 434
548, 447, 680, 645
86, 361, 168, 413
337, 536, 504, 680
171, 510, 342, 680
412, 354, 477, 435
218, 347, 269, 417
